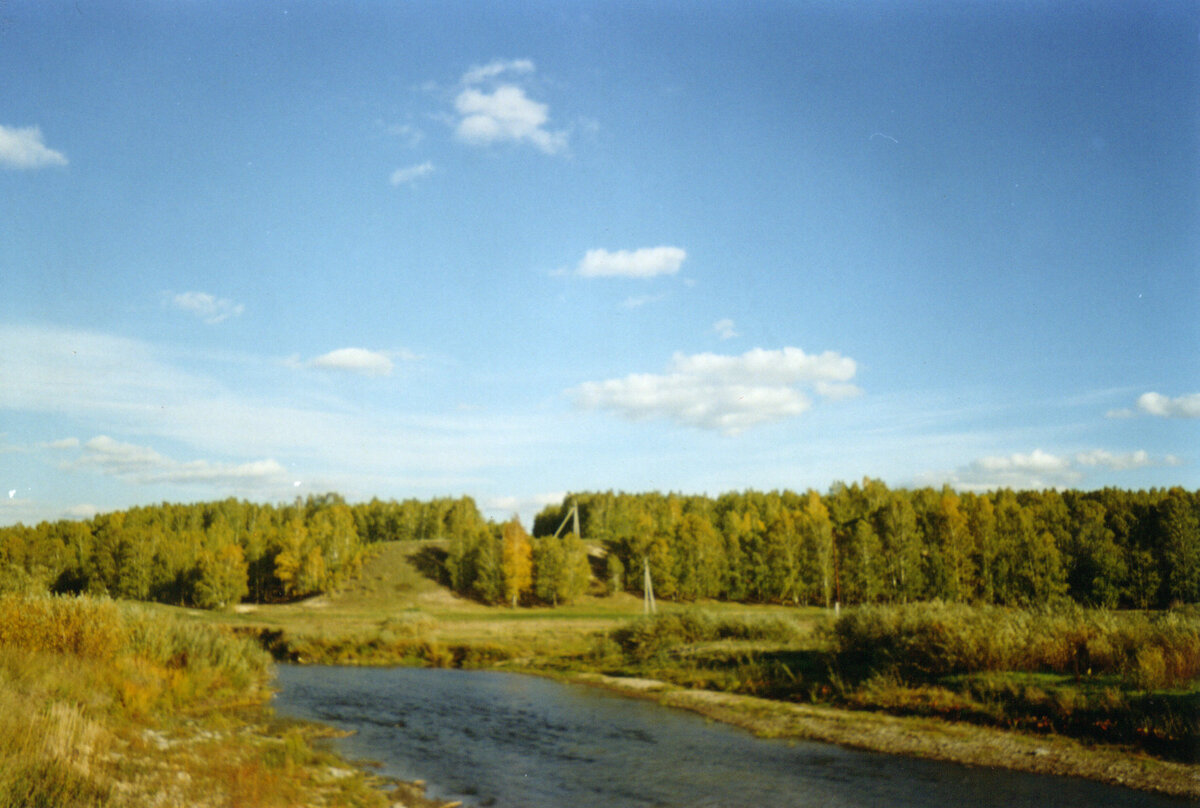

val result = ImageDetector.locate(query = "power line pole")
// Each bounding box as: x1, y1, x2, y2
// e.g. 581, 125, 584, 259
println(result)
643, 557, 656, 615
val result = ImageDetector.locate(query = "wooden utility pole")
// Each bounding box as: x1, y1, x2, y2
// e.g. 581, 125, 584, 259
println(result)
643, 557, 656, 615
553, 500, 581, 538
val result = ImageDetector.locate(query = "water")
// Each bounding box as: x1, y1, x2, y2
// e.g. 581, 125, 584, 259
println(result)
273, 666, 1183, 808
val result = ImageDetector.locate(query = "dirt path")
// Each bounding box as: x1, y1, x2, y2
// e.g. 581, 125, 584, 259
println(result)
573, 673, 1200, 800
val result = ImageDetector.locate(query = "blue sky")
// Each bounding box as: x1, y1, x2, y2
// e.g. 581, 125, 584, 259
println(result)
2, 1, 1197, 527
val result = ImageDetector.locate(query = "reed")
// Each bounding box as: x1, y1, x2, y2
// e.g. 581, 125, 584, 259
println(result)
828, 602, 1200, 688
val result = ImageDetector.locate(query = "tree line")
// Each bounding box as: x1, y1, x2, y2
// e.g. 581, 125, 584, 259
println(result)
531, 483, 1199, 609
0, 483, 1196, 610
0, 493, 370, 608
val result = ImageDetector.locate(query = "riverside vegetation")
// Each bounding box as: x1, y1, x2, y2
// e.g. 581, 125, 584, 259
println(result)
0, 593, 457, 808
1, 484, 1197, 802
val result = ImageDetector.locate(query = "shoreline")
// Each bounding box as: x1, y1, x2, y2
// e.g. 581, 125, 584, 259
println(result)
564, 672, 1200, 800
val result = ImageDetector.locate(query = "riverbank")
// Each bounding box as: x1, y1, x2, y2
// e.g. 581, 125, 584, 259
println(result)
0, 593, 458, 808
571, 672, 1200, 800
206, 542, 1200, 800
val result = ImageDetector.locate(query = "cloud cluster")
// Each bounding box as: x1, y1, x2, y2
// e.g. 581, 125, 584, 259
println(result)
454, 59, 566, 154
577, 246, 687, 279
171, 291, 244, 324
1107, 391, 1200, 419
308, 348, 395, 377
0, 124, 68, 169
74, 435, 288, 488
390, 161, 434, 186
1136, 392, 1200, 419
571, 347, 860, 434
939, 447, 1178, 490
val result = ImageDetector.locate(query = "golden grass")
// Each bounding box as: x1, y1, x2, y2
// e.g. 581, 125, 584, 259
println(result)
0, 594, 393, 808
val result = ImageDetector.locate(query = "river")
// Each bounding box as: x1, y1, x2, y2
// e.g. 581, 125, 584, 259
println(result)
273, 665, 1182, 808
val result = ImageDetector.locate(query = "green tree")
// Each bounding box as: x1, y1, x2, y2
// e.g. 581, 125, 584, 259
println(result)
557, 532, 592, 605
874, 492, 923, 602
1156, 489, 1200, 604
672, 513, 725, 600
1065, 499, 1125, 607
193, 544, 250, 610
797, 490, 834, 607
533, 533, 566, 605
842, 519, 884, 604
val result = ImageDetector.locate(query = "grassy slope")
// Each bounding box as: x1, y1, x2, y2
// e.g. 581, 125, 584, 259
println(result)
204, 541, 1200, 799
0, 595, 422, 808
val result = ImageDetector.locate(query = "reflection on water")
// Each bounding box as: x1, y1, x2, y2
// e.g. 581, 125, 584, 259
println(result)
274, 666, 1182, 808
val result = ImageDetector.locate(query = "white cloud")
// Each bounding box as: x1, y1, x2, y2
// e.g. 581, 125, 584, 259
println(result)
47, 437, 80, 450
577, 246, 687, 279
1073, 449, 1155, 470
74, 435, 289, 488
570, 347, 860, 435
64, 504, 98, 520
932, 447, 1180, 491
483, 491, 565, 524
390, 161, 435, 186
1136, 392, 1200, 418
713, 318, 738, 340
0, 323, 555, 507
308, 348, 395, 377
171, 291, 244, 324
453, 60, 565, 155
975, 448, 1072, 474
462, 59, 535, 85
0, 124, 68, 169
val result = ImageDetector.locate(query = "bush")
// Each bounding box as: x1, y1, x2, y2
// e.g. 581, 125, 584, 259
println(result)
0, 593, 123, 660
829, 602, 1200, 688
610, 609, 803, 662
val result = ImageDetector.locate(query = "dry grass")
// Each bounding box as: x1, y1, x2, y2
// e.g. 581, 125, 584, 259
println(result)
0, 594, 394, 808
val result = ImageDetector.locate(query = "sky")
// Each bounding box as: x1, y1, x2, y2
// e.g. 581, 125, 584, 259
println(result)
2, 0, 1198, 528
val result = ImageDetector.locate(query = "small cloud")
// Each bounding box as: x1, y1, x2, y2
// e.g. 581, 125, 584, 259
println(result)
390, 161, 435, 186
0, 124, 68, 169
462, 58, 535, 85
1073, 449, 1154, 471
577, 246, 687, 279
713, 318, 738, 340
64, 504, 98, 520
483, 491, 565, 525
1136, 391, 1200, 419
1105, 408, 1135, 419
308, 347, 395, 377
455, 85, 567, 154
171, 291, 245, 324
570, 346, 858, 435
47, 437, 80, 450
452, 60, 566, 154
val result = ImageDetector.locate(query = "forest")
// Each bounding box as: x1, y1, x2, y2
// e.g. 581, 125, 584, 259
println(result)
0, 482, 1197, 611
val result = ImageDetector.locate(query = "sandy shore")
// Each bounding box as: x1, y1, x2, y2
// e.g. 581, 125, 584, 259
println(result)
570, 673, 1200, 800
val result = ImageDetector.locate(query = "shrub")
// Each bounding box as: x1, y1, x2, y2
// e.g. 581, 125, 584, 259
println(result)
609, 609, 803, 662
828, 602, 1200, 688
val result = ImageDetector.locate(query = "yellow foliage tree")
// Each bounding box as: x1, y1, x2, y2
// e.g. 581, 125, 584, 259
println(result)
500, 518, 532, 608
